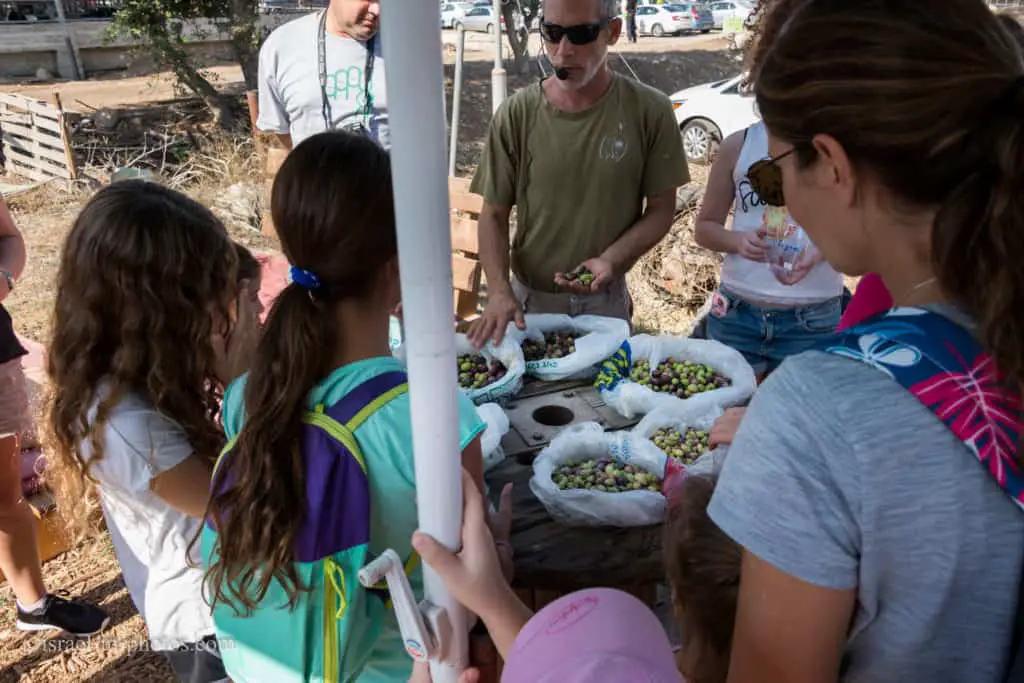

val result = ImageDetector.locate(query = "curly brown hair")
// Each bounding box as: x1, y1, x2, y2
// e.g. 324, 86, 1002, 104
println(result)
204, 131, 397, 615
663, 473, 740, 683
741, 0, 805, 86
45, 180, 238, 538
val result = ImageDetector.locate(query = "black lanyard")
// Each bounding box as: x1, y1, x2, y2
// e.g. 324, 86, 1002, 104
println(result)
318, 10, 376, 134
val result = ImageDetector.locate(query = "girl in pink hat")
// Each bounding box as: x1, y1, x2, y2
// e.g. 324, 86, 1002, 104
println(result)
410, 470, 740, 683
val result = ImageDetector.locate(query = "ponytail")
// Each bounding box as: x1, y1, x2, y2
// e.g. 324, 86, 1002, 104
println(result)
932, 80, 1024, 418
201, 130, 397, 615
204, 283, 338, 614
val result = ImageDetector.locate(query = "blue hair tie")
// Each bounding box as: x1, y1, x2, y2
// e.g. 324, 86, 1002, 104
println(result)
288, 265, 322, 292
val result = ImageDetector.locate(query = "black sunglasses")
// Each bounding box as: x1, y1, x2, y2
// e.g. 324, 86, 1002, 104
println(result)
539, 18, 609, 45
746, 147, 797, 207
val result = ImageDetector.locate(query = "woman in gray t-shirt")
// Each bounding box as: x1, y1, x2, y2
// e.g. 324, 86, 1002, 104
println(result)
707, 2, 1024, 682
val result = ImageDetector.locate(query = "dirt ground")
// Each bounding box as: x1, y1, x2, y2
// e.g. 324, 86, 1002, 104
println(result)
0, 31, 735, 682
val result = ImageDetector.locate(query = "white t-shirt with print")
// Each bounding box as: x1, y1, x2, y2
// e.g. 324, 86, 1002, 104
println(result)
83, 390, 214, 650
720, 122, 842, 304
257, 12, 389, 148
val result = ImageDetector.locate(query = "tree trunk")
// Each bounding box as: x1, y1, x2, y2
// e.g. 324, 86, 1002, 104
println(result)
173, 60, 236, 128
228, 0, 260, 90
500, 3, 530, 74
159, 24, 236, 128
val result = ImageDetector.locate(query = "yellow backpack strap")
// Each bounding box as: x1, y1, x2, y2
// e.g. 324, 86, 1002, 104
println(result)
332, 380, 420, 606
211, 436, 238, 483
344, 382, 409, 433
212, 403, 366, 480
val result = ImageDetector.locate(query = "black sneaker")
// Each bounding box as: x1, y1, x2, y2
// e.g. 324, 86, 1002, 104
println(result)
16, 591, 110, 637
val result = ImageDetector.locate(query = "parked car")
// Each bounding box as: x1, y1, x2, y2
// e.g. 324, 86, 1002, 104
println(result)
670, 74, 760, 164
441, 2, 473, 28
635, 3, 713, 37
456, 5, 522, 33
707, 0, 753, 30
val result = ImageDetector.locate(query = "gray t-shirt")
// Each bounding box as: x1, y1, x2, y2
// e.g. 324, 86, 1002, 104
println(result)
257, 12, 389, 149
709, 349, 1024, 682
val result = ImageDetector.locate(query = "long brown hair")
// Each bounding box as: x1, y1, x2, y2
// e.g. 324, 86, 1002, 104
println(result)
204, 131, 397, 615
46, 180, 237, 538
754, 0, 1024, 410
233, 241, 261, 282
663, 473, 740, 683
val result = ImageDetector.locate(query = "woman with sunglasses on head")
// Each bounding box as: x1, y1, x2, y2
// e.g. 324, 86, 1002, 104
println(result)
703, 1, 1024, 682
694, 73, 843, 378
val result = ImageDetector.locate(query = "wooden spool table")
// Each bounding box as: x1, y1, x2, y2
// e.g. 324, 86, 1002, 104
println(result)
471, 378, 665, 681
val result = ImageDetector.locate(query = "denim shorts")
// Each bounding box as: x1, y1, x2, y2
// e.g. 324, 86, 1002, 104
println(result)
704, 288, 843, 375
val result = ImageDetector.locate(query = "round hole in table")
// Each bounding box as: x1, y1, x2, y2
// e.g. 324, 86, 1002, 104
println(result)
515, 451, 537, 466
531, 404, 575, 427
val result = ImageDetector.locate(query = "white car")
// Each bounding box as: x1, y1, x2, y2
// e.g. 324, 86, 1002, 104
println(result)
634, 3, 714, 37
708, 0, 754, 30
441, 2, 473, 28
670, 74, 760, 164
456, 5, 519, 33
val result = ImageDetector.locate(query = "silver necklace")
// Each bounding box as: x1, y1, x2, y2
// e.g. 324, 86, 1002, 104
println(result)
896, 276, 938, 304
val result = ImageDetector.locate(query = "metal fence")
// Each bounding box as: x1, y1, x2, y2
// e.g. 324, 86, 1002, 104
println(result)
0, 0, 119, 21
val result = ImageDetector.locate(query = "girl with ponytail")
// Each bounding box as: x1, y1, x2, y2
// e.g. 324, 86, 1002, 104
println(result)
200, 131, 487, 683
701, 1, 1024, 681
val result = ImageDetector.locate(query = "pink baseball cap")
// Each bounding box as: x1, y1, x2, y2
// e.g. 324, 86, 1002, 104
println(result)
502, 588, 683, 683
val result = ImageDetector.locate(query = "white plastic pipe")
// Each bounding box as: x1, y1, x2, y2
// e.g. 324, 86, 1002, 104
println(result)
492, 0, 507, 113
449, 25, 466, 177
379, 3, 469, 682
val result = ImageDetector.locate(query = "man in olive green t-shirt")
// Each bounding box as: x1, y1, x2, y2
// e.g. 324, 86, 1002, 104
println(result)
467, 0, 689, 348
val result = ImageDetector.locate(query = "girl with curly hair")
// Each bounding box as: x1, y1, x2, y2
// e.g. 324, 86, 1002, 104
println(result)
46, 180, 257, 683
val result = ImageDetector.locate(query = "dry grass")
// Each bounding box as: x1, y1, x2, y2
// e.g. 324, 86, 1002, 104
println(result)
0, 535, 176, 683
4, 183, 92, 345
4, 135, 279, 348
630, 164, 718, 336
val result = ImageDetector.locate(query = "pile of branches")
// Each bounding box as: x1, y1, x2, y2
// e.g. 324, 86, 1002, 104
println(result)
637, 200, 722, 315
67, 95, 250, 186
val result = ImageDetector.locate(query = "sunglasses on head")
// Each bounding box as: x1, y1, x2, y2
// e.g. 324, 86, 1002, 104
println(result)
746, 147, 797, 207
539, 18, 609, 45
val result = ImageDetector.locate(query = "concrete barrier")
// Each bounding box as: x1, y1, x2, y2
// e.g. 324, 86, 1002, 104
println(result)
0, 15, 293, 81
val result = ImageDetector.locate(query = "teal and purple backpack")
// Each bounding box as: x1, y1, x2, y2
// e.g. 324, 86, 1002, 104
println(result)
202, 370, 419, 683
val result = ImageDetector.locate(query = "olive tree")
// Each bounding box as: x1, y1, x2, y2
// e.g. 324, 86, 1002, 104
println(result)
107, 0, 262, 126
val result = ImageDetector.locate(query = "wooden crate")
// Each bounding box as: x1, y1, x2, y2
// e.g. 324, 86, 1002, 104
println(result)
449, 176, 484, 324
260, 146, 289, 237
27, 489, 72, 565
0, 489, 72, 587
0, 92, 77, 183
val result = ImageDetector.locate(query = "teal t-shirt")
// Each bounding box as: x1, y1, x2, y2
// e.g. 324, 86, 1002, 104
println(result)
217, 356, 485, 682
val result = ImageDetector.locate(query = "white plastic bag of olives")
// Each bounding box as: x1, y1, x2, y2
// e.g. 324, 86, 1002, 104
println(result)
602, 335, 758, 419
513, 314, 630, 382
631, 406, 724, 472
393, 333, 526, 406
530, 422, 668, 527
476, 402, 510, 473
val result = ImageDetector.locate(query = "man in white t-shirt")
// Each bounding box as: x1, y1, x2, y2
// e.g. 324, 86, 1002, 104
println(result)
257, 0, 388, 150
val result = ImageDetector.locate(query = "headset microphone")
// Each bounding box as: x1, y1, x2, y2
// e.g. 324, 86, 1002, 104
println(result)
555, 67, 570, 80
